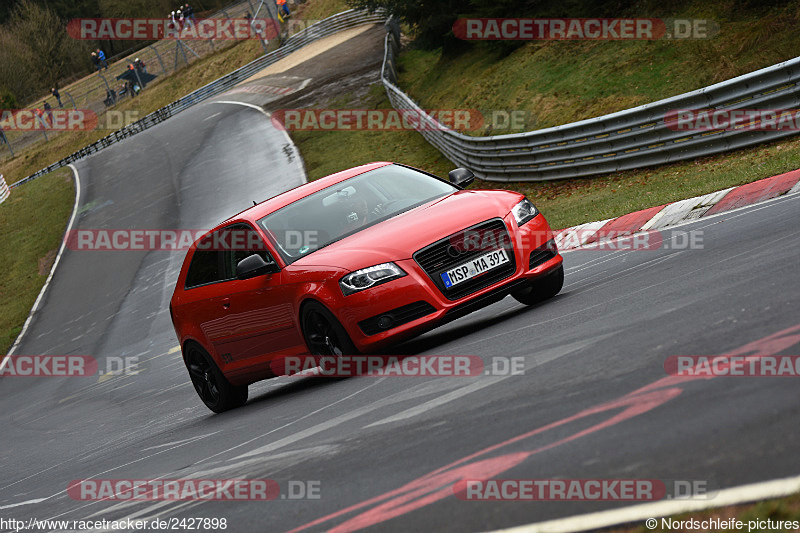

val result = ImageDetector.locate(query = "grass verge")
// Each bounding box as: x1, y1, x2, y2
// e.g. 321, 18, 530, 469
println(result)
0, 25, 268, 355
0, 36, 266, 186
0, 168, 75, 354
290, 82, 800, 230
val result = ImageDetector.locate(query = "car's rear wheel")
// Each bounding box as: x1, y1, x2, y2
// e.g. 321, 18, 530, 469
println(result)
301, 301, 358, 361
512, 265, 564, 306
185, 344, 248, 413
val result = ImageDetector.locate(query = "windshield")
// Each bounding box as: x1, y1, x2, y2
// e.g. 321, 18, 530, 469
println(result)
258, 164, 457, 264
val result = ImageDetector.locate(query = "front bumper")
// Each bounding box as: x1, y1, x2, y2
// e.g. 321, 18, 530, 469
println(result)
331, 213, 562, 353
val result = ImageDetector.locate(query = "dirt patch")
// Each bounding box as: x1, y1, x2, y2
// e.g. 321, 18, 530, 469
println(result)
235, 24, 387, 110
239, 25, 376, 83
38, 249, 57, 276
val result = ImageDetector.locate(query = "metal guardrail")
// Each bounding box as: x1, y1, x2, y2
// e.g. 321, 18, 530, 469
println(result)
12, 9, 386, 188
381, 20, 800, 181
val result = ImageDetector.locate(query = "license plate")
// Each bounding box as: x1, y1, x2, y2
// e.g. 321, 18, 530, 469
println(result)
441, 249, 509, 288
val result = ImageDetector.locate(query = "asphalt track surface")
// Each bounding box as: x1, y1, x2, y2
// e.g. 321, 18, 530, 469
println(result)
3, 30, 800, 533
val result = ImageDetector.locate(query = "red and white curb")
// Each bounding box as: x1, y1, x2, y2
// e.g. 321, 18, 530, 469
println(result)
554, 168, 800, 251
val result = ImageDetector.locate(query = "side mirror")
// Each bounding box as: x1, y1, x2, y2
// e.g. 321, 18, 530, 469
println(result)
448, 167, 475, 188
236, 253, 280, 280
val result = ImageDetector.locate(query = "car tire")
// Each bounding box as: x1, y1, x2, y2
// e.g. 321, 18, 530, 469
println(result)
511, 265, 564, 306
185, 343, 248, 413
300, 301, 359, 361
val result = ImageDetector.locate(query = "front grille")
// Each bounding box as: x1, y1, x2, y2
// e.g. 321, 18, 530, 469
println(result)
529, 239, 557, 269
414, 218, 516, 301
358, 301, 437, 336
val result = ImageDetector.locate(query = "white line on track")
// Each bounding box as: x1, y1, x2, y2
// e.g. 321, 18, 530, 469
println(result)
3, 164, 82, 361
488, 474, 800, 533
0, 498, 48, 510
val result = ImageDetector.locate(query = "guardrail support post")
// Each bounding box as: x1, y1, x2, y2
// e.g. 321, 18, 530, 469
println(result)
148, 45, 168, 76
0, 128, 12, 157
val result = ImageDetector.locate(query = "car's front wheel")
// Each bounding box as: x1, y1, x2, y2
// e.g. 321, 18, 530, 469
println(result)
300, 301, 358, 360
512, 265, 564, 306
185, 343, 248, 413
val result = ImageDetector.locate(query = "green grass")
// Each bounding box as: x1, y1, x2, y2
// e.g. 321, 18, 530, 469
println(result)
0, 168, 74, 354
292, 0, 350, 23
292, 85, 454, 180
0, 35, 268, 186
290, 81, 800, 230
397, 2, 800, 135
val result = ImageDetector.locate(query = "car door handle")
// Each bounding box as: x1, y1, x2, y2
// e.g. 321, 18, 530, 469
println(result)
222, 298, 231, 309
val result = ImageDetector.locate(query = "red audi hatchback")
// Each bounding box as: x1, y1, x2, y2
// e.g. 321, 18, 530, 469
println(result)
170, 162, 563, 412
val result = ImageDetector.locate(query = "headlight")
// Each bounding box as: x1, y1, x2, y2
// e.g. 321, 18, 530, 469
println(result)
340, 262, 406, 296
511, 198, 539, 226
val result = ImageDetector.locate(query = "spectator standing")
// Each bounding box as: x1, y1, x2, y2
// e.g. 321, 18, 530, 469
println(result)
34, 106, 47, 129
91, 52, 101, 71
276, 0, 290, 18
42, 101, 53, 125
96, 49, 109, 69
134, 57, 147, 74
51, 87, 62, 107
182, 4, 195, 28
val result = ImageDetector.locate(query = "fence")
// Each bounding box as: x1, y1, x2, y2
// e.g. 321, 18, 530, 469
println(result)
12, 8, 386, 188
1, 0, 280, 157
380, 20, 800, 181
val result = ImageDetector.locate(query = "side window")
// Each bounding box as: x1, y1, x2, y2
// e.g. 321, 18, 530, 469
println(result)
221, 224, 274, 280
185, 249, 224, 288
185, 224, 274, 288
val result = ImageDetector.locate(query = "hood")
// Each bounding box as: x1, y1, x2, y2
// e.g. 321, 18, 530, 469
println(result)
292, 189, 523, 271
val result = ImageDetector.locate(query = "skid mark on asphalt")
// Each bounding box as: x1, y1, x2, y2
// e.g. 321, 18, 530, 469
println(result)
290, 322, 800, 532
47, 373, 523, 524
21, 432, 222, 523
81, 445, 339, 521
365, 375, 510, 428
234, 378, 471, 459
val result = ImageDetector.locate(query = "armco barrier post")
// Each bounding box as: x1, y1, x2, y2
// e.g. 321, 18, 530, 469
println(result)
0, 175, 11, 205
0, 128, 12, 157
